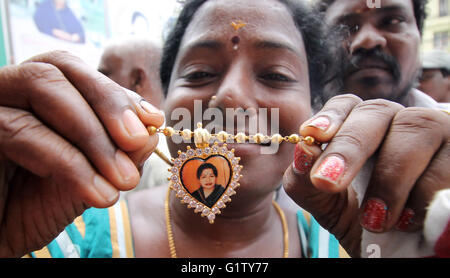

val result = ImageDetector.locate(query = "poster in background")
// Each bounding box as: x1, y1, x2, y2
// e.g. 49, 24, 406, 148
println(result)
7, 0, 108, 67
106, 0, 182, 45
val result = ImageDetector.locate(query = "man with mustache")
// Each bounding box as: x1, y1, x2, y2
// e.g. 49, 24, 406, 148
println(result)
318, 0, 429, 106
284, 0, 449, 257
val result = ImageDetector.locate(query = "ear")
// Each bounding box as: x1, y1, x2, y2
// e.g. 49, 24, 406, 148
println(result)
130, 68, 147, 95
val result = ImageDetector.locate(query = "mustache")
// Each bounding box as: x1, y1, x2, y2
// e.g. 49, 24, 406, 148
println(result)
344, 47, 401, 82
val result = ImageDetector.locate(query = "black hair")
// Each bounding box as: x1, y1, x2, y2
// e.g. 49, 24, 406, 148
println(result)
197, 163, 218, 179
315, 0, 428, 35
160, 0, 336, 107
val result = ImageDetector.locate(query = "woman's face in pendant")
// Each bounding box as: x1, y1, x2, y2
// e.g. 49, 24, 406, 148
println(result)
164, 0, 312, 197
199, 168, 216, 190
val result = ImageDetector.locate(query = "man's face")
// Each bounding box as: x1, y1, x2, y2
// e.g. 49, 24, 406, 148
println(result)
98, 50, 129, 89
325, 0, 421, 101
418, 69, 450, 102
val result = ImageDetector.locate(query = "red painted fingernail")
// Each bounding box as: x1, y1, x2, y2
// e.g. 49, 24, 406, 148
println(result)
395, 208, 415, 231
312, 155, 345, 182
307, 116, 330, 131
293, 144, 313, 174
361, 198, 388, 232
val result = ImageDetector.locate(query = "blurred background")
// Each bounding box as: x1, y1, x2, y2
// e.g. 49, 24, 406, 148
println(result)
0, 0, 185, 67
0, 0, 448, 69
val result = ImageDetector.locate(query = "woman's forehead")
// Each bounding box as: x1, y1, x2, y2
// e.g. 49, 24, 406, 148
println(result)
182, 0, 304, 50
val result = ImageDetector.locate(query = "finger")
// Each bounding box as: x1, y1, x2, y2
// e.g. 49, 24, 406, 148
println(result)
398, 141, 450, 232
127, 134, 160, 175
283, 141, 361, 247
283, 141, 325, 213
299, 94, 363, 142
0, 107, 119, 208
122, 88, 165, 129
0, 63, 140, 190
360, 108, 449, 233
308, 99, 404, 193
122, 89, 165, 174
23, 51, 154, 152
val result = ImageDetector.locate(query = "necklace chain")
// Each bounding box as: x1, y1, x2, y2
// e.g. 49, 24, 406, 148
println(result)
164, 186, 289, 258
148, 123, 319, 148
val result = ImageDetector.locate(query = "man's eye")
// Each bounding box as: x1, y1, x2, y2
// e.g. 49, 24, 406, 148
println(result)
347, 24, 360, 34
338, 23, 359, 36
383, 16, 405, 26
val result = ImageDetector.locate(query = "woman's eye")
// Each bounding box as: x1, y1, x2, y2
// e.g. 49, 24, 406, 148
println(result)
260, 73, 294, 83
184, 71, 216, 81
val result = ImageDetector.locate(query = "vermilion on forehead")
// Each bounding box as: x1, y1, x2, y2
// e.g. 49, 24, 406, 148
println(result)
183, 0, 301, 43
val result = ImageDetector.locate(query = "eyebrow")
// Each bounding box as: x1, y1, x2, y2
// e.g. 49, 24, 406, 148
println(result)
334, 5, 409, 24
184, 38, 302, 57
185, 40, 225, 51
253, 40, 302, 58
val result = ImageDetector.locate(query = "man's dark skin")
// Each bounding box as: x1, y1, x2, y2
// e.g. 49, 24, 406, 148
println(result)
283, 0, 449, 257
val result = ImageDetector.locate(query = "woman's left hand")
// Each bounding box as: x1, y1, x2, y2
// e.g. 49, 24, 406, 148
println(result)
283, 94, 450, 257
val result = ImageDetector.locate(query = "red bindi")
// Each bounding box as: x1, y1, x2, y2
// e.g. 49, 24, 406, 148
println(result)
231, 36, 240, 45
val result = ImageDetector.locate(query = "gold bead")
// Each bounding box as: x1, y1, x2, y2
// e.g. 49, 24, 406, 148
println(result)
304, 136, 315, 146
217, 131, 228, 143
235, 132, 247, 143
288, 134, 300, 144
181, 129, 192, 141
254, 133, 264, 144
147, 126, 158, 135
271, 134, 283, 144
163, 127, 175, 137
194, 127, 211, 148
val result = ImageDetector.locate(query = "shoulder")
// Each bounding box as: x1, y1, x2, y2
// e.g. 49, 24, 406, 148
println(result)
30, 200, 134, 258
405, 89, 441, 108
126, 185, 171, 257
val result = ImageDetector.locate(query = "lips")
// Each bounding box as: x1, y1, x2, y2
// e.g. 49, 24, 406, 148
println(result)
347, 58, 391, 76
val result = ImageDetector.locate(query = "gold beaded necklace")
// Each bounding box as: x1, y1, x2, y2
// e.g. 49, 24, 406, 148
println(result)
164, 186, 290, 258
149, 122, 319, 258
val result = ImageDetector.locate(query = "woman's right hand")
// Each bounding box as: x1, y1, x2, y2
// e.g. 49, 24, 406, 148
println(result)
283, 94, 450, 257
0, 51, 164, 257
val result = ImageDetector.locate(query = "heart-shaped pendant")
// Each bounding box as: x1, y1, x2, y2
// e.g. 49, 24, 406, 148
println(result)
168, 143, 242, 224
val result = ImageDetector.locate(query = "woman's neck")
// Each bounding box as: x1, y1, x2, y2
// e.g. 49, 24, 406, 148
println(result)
170, 189, 277, 244
202, 187, 214, 198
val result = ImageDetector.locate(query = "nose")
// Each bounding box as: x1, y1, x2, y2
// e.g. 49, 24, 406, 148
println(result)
214, 61, 258, 111
349, 24, 387, 54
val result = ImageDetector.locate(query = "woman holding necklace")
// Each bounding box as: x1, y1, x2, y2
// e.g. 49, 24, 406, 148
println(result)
0, 0, 448, 258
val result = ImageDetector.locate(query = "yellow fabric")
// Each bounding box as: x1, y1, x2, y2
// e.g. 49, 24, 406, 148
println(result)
73, 215, 86, 239
31, 246, 52, 258
108, 205, 120, 258
120, 200, 134, 258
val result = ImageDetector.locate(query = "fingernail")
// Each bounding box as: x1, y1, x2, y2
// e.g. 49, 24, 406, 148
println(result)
307, 116, 330, 131
361, 198, 388, 232
312, 155, 345, 183
115, 150, 139, 185
293, 143, 314, 174
93, 175, 119, 203
140, 100, 161, 115
122, 109, 148, 138
395, 208, 415, 231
